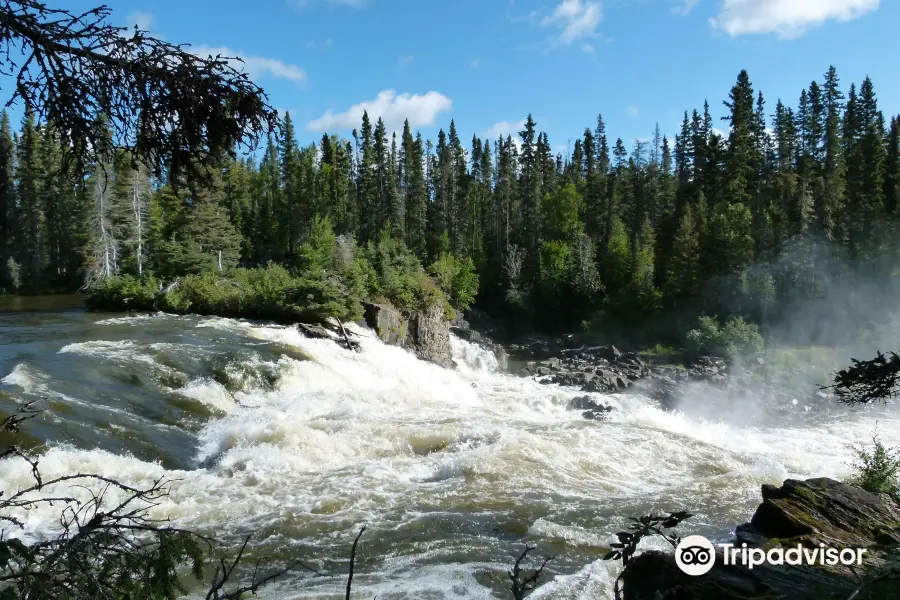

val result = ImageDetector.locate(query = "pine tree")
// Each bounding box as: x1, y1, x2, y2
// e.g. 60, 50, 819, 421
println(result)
373, 117, 390, 235
279, 113, 302, 257
404, 132, 427, 258
357, 111, 377, 242
844, 78, 885, 260
723, 70, 760, 207
583, 116, 608, 243
820, 66, 845, 238
388, 132, 403, 238
253, 135, 281, 262
16, 113, 45, 287
885, 116, 900, 216
518, 115, 541, 259
665, 205, 699, 300
0, 111, 15, 289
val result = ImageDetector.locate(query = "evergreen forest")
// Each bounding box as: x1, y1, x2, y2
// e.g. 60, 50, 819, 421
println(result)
1, 66, 898, 342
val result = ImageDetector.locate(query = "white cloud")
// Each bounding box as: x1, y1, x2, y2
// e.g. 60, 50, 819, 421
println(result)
191, 46, 306, 83
711, 0, 880, 38
542, 0, 602, 44
673, 0, 700, 16
483, 118, 527, 140
125, 11, 154, 31
470, 58, 481, 69
628, 105, 640, 117
581, 42, 595, 55
397, 54, 414, 69
306, 90, 453, 133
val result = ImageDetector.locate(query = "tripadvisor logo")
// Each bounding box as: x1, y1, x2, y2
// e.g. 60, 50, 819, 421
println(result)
675, 536, 716, 576
674, 536, 868, 576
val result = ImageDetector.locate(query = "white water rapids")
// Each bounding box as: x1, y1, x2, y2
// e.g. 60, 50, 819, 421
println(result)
1, 314, 899, 598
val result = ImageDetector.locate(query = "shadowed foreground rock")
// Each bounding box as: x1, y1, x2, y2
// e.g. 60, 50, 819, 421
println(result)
621, 478, 900, 600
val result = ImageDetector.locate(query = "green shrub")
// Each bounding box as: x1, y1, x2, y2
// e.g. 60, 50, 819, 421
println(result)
685, 315, 764, 359
84, 275, 159, 311
848, 432, 900, 494
428, 252, 479, 313
85, 220, 457, 326
364, 226, 450, 314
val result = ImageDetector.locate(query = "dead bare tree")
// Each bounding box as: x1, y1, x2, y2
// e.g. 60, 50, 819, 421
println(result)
508, 544, 553, 600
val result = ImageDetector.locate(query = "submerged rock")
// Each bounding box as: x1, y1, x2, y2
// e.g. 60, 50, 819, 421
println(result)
568, 395, 614, 420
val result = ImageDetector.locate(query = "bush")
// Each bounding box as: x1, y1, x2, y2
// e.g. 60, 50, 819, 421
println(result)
686, 315, 764, 359
84, 274, 159, 311
848, 432, 900, 494
428, 252, 479, 314
85, 221, 459, 325
364, 227, 450, 314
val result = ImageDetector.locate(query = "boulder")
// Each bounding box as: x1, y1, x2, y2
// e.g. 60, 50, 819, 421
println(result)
568, 395, 614, 420
736, 478, 900, 548
619, 478, 900, 599
363, 302, 454, 368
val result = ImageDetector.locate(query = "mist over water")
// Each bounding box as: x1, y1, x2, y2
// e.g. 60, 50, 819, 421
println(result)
1, 308, 899, 598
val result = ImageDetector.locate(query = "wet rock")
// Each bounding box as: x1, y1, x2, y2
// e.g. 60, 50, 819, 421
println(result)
737, 478, 900, 548
619, 478, 900, 600
581, 409, 610, 421
363, 302, 454, 368
568, 395, 614, 420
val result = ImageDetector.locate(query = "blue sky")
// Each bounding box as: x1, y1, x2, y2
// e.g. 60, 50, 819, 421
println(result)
16, 0, 900, 156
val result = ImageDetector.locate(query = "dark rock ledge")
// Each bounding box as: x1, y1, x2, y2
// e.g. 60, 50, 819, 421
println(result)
621, 478, 900, 599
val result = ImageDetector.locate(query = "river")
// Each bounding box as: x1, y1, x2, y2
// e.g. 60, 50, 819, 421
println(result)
1, 299, 898, 598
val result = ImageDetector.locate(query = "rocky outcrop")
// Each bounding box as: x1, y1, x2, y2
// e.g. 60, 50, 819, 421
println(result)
363, 302, 454, 368
619, 478, 900, 600
518, 345, 651, 394
736, 478, 900, 548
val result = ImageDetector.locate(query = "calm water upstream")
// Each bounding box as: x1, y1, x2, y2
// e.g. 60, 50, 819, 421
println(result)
1, 299, 898, 598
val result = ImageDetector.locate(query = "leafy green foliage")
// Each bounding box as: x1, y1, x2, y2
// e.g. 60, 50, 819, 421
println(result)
364, 226, 448, 313
686, 315, 765, 359
847, 432, 900, 494
428, 252, 479, 314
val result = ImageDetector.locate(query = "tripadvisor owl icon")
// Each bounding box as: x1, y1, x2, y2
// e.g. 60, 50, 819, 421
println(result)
675, 536, 716, 576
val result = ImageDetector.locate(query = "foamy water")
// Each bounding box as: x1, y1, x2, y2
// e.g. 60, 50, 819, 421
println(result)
1, 312, 898, 599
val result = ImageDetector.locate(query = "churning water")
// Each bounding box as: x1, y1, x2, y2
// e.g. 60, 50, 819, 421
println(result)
1, 305, 898, 598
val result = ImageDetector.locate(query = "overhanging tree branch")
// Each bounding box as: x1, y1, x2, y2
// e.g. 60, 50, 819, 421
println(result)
0, 0, 279, 179
829, 351, 900, 405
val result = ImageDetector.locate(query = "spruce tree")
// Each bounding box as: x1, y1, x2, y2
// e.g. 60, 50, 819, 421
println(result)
820, 66, 845, 238
518, 115, 540, 259
16, 113, 45, 287
665, 205, 699, 301
0, 111, 16, 289
279, 113, 301, 256
723, 70, 759, 207
885, 116, 900, 216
